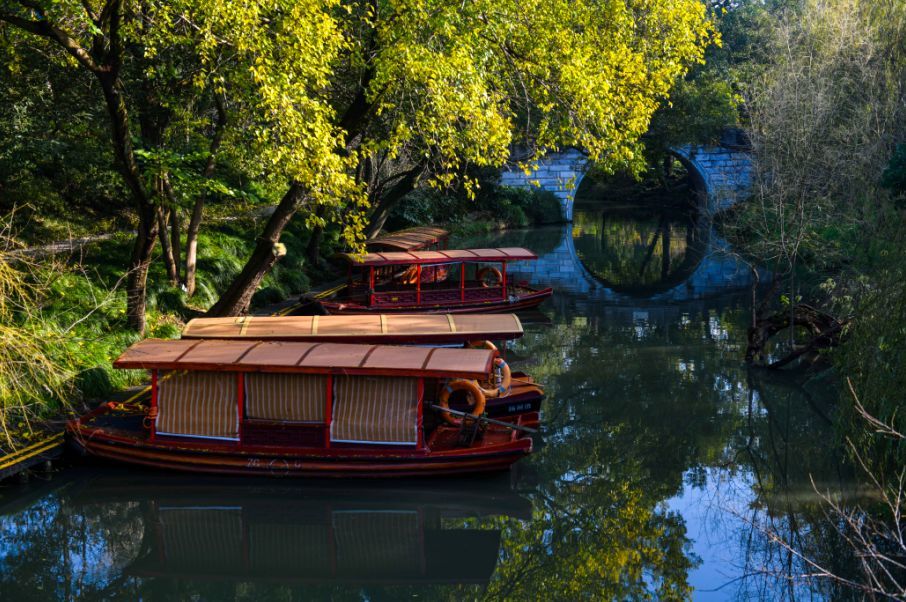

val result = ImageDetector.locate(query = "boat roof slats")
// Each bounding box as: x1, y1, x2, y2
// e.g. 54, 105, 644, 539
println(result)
181, 314, 523, 342
114, 340, 495, 378
340, 247, 538, 267
366, 226, 449, 251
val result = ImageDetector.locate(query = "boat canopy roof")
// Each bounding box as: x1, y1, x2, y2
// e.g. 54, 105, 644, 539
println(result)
181, 313, 523, 343
340, 247, 538, 267
114, 339, 495, 379
366, 226, 449, 251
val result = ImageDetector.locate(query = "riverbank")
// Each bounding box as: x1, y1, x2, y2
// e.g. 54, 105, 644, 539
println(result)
0, 182, 563, 467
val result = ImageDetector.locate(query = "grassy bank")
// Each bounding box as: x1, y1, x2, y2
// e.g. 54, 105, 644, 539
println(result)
0, 183, 560, 454
0, 211, 342, 454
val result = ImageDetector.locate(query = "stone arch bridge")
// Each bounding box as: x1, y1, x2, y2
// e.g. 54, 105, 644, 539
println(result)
499, 142, 754, 221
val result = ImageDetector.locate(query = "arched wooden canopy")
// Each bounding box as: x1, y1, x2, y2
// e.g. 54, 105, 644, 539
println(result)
366, 226, 449, 252
114, 339, 495, 379
181, 313, 523, 344
340, 247, 538, 267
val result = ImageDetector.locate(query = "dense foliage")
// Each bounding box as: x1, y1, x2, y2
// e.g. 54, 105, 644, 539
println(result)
0, 0, 716, 328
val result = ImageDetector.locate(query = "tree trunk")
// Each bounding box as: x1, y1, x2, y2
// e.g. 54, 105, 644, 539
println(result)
185, 93, 227, 297
207, 185, 304, 316
364, 168, 422, 238
306, 225, 324, 265
0, 1, 157, 333
127, 205, 158, 334
170, 208, 181, 280
185, 197, 204, 297
156, 204, 179, 285
98, 70, 157, 334
163, 176, 182, 280
305, 206, 327, 264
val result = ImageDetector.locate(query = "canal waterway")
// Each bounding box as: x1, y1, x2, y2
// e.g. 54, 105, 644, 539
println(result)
0, 200, 857, 600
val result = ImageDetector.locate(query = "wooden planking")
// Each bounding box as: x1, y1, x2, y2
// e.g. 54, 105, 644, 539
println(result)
114, 340, 494, 379
181, 313, 524, 342
339, 247, 538, 267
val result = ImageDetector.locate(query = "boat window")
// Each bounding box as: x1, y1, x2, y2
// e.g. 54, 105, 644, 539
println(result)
330, 376, 419, 445
245, 373, 327, 423
157, 371, 239, 440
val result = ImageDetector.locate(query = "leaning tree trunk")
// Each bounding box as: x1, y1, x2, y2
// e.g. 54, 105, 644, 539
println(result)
207, 185, 304, 316
364, 168, 422, 238
746, 303, 847, 368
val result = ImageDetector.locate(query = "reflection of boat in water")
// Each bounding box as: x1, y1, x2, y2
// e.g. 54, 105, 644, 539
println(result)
66, 470, 530, 586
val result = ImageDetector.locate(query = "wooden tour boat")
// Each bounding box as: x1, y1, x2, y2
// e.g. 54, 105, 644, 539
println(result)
68, 338, 540, 477
315, 247, 553, 315
180, 313, 544, 418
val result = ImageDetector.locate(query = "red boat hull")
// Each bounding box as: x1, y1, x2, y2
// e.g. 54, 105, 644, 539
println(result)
67, 406, 538, 478
319, 288, 553, 315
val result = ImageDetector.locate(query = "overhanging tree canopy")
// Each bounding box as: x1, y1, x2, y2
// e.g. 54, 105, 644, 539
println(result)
0, 0, 716, 321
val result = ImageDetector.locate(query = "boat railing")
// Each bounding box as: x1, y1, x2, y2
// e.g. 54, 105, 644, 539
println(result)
371, 285, 505, 306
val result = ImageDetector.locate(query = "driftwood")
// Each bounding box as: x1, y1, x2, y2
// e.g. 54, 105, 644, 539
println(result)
746, 304, 848, 369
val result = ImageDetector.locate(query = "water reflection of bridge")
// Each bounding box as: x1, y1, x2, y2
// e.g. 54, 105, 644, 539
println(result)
506, 223, 756, 307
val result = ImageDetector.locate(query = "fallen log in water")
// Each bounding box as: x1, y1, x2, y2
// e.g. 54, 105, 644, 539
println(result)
746, 304, 849, 369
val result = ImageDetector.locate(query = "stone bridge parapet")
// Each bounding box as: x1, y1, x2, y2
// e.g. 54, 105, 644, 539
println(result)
499, 142, 754, 221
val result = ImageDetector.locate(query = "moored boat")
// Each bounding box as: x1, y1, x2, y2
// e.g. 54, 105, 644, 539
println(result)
179, 313, 545, 418
315, 247, 553, 314
67, 339, 539, 477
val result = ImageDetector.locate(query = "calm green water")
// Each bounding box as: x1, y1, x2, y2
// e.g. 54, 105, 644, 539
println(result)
0, 202, 859, 600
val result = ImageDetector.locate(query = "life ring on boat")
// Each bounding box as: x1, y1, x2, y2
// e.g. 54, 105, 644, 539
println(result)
479, 357, 512, 399
438, 379, 486, 426
466, 339, 498, 355
477, 267, 502, 288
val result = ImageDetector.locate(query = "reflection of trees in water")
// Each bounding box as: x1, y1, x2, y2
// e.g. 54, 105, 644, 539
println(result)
492, 302, 863, 600
727, 371, 865, 600
572, 204, 709, 296
482, 304, 753, 597
0, 304, 874, 600
0, 486, 144, 600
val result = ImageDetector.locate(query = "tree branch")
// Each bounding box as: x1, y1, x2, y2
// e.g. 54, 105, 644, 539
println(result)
0, 5, 104, 73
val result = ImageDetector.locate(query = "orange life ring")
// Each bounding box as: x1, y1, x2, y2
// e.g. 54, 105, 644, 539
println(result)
438, 379, 486, 426
479, 357, 512, 399
477, 266, 502, 288
466, 339, 498, 355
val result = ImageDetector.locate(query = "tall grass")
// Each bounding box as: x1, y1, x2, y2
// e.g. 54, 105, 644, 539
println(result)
0, 230, 73, 448
0, 210, 323, 453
